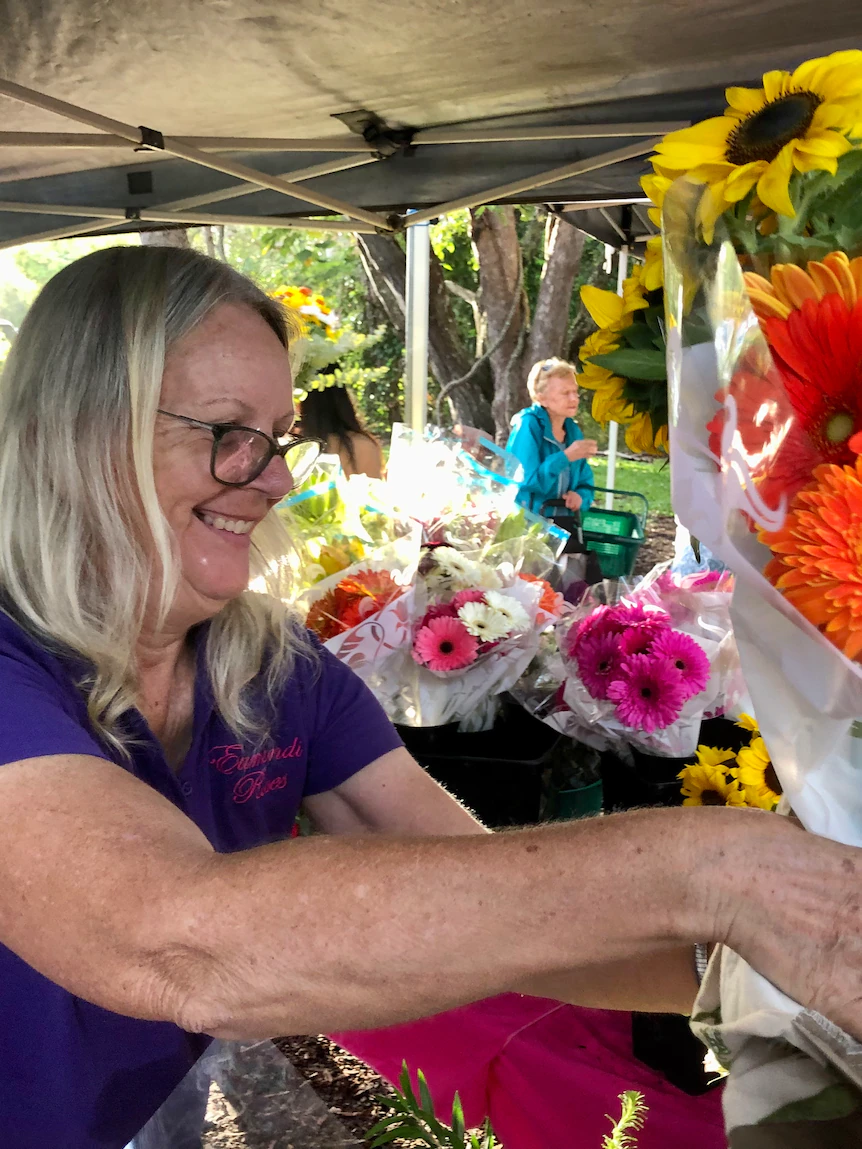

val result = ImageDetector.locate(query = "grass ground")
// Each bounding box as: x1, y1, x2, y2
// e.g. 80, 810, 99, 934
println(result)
588, 456, 672, 516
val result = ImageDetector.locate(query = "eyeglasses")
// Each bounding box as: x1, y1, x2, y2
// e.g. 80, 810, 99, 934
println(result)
157, 409, 323, 488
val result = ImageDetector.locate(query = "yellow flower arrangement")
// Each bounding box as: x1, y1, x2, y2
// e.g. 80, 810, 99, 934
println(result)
650, 50, 862, 241
578, 262, 668, 455
678, 714, 783, 811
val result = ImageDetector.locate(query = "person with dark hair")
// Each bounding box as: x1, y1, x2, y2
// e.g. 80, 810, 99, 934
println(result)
298, 381, 384, 478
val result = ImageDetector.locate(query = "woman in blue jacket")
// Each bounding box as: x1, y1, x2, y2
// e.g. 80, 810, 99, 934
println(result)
506, 358, 597, 516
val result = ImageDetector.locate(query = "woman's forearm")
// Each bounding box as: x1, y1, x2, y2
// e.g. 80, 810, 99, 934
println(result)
167, 807, 728, 1038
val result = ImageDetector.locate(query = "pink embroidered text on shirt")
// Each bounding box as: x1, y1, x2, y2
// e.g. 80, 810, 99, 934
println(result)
209, 738, 303, 775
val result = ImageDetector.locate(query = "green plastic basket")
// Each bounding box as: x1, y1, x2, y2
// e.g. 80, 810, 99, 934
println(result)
581, 487, 648, 579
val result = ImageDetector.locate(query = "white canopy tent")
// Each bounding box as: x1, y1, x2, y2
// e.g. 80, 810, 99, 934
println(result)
1, 0, 859, 441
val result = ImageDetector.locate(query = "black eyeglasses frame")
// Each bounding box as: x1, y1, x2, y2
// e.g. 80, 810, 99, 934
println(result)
156, 408, 324, 488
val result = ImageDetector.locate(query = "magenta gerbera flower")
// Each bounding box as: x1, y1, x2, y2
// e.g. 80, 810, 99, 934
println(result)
575, 631, 624, 700
412, 616, 478, 672
422, 603, 459, 623
619, 618, 670, 657
569, 606, 625, 657
452, 589, 486, 610
607, 654, 686, 733
650, 630, 710, 701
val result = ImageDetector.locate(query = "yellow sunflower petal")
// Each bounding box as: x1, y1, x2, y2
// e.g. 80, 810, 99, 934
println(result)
723, 161, 766, 203
756, 143, 796, 217
725, 86, 765, 116
580, 285, 625, 329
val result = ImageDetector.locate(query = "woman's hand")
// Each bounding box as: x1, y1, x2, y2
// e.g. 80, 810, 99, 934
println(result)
563, 490, 582, 511
564, 439, 598, 462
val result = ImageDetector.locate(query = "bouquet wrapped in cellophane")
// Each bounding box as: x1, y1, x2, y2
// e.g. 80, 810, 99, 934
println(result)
379, 543, 565, 733
655, 48, 862, 1139
548, 565, 736, 758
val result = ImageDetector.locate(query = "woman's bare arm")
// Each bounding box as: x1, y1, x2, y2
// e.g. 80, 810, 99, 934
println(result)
1, 752, 861, 1042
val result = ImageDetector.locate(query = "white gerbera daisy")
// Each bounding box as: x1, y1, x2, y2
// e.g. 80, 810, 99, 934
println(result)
483, 590, 530, 632
458, 602, 511, 642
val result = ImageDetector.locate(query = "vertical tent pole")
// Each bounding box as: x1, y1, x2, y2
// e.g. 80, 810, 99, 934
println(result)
605, 244, 629, 509
404, 215, 431, 431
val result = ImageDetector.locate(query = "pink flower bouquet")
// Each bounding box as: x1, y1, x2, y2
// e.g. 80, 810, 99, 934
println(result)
553, 595, 726, 757
385, 549, 551, 732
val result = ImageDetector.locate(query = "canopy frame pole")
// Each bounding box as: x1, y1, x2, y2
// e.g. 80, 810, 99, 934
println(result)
605, 244, 630, 511
413, 122, 688, 145
0, 200, 377, 232
401, 137, 663, 228
0, 132, 377, 152
0, 218, 128, 252
404, 216, 431, 432
0, 79, 392, 231
158, 155, 379, 212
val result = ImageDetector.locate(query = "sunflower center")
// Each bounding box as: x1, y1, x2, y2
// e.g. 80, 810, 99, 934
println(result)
702, 789, 724, 806
439, 641, 454, 654
765, 763, 783, 795
825, 411, 855, 444
725, 91, 822, 166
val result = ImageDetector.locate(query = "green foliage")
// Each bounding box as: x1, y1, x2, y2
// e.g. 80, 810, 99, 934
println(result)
367, 1062, 502, 1148
601, 1091, 648, 1149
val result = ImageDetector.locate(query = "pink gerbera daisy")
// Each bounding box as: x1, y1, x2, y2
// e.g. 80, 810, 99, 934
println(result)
412, 616, 478, 672
650, 630, 710, 701
422, 603, 459, 623
619, 618, 670, 657
452, 589, 486, 610
575, 631, 624, 700
607, 654, 686, 733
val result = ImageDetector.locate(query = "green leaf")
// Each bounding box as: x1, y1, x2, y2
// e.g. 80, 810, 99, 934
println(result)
399, 1061, 419, 1110
418, 1069, 436, 1118
589, 348, 668, 381
450, 1092, 467, 1147
620, 322, 658, 351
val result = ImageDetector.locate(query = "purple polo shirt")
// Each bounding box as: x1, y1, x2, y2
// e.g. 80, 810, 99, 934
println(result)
0, 611, 402, 1148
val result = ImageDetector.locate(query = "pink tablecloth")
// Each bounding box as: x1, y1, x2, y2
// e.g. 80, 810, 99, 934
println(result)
334, 995, 725, 1149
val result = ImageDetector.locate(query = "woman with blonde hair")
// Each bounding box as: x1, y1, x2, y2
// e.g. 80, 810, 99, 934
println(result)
0, 247, 861, 1148
506, 357, 598, 516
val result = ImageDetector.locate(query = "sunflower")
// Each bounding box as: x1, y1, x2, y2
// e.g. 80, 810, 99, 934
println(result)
760, 455, 862, 660
735, 712, 760, 734
736, 736, 783, 811
678, 747, 746, 807
651, 50, 862, 238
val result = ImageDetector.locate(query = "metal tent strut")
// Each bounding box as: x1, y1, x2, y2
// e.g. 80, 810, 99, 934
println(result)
0, 78, 670, 245
0, 78, 393, 232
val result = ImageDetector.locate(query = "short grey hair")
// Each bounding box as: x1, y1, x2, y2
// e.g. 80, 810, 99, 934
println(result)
527, 357, 578, 401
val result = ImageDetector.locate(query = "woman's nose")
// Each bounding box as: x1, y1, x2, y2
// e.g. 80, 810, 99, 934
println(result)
252, 453, 293, 499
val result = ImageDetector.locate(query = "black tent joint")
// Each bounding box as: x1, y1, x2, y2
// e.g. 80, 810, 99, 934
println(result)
331, 109, 416, 160
136, 125, 166, 152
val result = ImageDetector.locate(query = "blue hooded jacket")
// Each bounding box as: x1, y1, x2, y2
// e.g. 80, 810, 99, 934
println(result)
506, 404, 595, 516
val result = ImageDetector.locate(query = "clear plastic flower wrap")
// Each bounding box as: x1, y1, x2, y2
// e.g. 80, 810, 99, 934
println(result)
551, 580, 727, 758
278, 469, 414, 594
385, 422, 523, 550
664, 176, 862, 1128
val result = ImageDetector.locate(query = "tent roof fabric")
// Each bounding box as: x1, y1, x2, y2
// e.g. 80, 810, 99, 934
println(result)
0, 0, 860, 247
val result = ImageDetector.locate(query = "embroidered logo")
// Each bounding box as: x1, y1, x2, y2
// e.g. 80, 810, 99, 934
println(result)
209, 738, 303, 804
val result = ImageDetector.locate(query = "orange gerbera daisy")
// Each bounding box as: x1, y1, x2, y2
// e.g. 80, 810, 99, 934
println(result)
306, 569, 401, 640
760, 456, 862, 660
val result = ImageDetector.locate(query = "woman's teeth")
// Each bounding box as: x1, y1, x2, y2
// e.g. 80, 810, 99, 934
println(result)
200, 513, 254, 535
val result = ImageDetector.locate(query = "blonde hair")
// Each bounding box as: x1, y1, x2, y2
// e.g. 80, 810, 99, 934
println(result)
0, 245, 312, 755
527, 357, 578, 401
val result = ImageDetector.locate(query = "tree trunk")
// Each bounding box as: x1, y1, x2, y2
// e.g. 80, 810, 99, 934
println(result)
527, 216, 586, 365
139, 228, 191, 247
470, 207, 530, 442
356, 234, 493, 432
